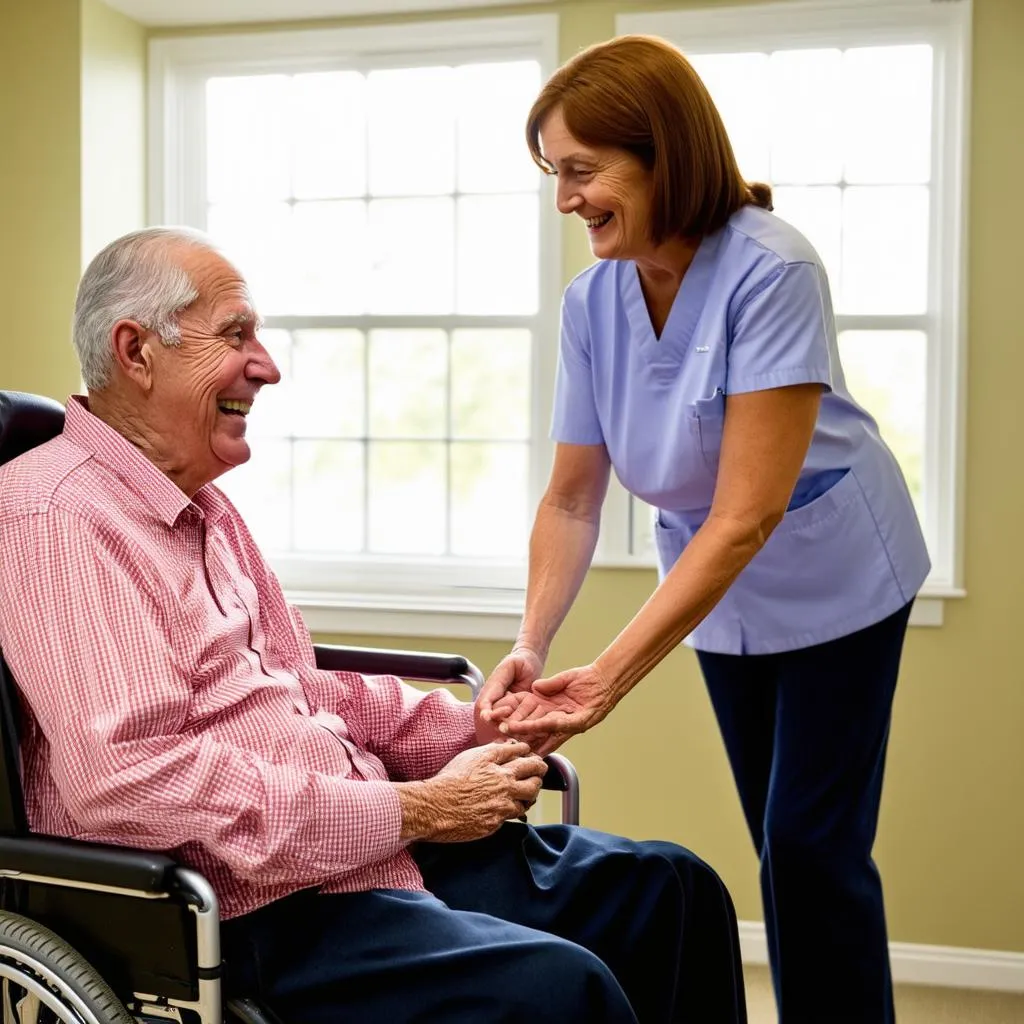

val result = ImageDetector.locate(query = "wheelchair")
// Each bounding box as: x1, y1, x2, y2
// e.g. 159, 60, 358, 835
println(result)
0, 390, 581, 1024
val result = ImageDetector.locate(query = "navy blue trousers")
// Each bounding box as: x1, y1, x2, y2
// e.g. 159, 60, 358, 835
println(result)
220, 822, 747, 1023
698, 602, 913, 1024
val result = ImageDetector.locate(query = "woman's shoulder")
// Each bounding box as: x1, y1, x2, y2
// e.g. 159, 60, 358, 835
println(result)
561, 259, 626, 328
565, 257, 620, 298
722, 204, 824, 271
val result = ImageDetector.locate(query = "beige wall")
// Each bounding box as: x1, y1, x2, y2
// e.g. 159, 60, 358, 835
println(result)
81, 0, 147, 266
0, 0, 144, 397
0, 0, 83, 397
2, 0, 1022, 953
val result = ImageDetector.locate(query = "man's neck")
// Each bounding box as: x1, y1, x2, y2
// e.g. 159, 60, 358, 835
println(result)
87, 389, 199, 497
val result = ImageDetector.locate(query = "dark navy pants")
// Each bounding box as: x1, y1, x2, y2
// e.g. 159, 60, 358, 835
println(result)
221, 822, 747, 1023
698, 601, 913, 1024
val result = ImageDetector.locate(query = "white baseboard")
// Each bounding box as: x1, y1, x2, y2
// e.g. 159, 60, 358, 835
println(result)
738, 921, 1024, 993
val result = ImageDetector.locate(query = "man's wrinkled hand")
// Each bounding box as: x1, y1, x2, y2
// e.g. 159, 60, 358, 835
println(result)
401, 742, 547, 844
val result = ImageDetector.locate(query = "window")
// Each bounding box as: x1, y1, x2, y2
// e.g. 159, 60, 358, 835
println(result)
614, 0, 970, 618
150, 16, 560, 637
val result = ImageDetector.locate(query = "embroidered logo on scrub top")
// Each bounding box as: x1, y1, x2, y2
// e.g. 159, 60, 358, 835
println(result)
695, 346, 710, 353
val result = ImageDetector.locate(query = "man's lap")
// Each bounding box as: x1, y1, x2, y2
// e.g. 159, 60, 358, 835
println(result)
220, 851, 639, 1023
220, 824, 743, 1023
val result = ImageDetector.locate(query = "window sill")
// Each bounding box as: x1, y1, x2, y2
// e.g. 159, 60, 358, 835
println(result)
288, 588, 525, 641
289, 583, 964, 641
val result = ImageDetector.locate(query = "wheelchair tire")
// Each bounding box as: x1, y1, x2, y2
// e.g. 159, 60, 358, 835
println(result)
0, 910, 136, 1024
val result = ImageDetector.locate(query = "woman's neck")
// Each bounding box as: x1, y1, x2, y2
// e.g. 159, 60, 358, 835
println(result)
635, 235, 700, 294
635, 236, 701, 338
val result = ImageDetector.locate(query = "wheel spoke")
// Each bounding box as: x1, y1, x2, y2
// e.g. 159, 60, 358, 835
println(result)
15, 990, 41, 1024
3, 978, 14, 1024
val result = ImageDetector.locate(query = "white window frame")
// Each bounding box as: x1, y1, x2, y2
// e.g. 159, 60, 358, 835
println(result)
149, 15, 561, 639
612, 0, 971, 627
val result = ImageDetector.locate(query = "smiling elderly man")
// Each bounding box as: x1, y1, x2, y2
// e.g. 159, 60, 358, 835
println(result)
0, 228, 746, 1024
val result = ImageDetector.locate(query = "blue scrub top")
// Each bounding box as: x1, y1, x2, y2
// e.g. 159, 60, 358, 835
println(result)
552, 204, 930, 655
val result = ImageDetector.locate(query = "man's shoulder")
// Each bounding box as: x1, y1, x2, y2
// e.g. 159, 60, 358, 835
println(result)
0, 437, 94, 523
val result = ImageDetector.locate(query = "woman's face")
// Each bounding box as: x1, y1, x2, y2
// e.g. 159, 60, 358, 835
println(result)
538, 106, 655, 262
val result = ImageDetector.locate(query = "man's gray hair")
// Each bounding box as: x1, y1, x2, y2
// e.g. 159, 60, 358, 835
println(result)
72, 226, 217, 390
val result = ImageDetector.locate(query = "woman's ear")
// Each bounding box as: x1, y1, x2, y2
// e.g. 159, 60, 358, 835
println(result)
110, 320, 156, 392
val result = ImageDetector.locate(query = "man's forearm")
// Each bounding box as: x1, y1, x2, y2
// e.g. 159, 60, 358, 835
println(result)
395, 780, 439, 842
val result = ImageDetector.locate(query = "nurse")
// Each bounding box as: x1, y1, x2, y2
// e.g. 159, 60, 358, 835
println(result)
478, 35, 930, 1024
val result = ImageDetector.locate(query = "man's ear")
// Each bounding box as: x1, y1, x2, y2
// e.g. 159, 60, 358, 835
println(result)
110, 320, 156, 391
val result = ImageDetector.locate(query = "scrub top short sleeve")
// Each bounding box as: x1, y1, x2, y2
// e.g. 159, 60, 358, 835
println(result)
551, 297, 605, 445
727, 260, 835, 396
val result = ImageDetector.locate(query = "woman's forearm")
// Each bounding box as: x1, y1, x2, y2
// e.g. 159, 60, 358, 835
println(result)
515, 497, 601, 662
594, 513, 767, 699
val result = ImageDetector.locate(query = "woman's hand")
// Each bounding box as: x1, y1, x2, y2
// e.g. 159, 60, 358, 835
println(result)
474, 647, 546, 745
494, 663, 620, 746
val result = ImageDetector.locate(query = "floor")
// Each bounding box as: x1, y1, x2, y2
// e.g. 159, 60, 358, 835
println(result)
743, 964, 1024, 1023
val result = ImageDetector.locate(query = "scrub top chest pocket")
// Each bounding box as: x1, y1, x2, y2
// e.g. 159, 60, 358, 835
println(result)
690, 389, 726, 480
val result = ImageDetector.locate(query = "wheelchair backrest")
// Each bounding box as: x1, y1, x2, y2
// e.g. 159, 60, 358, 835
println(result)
0, 391, 67, 836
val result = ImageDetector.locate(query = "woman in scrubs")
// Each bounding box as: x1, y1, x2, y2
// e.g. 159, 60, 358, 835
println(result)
478, 35, 930, 1024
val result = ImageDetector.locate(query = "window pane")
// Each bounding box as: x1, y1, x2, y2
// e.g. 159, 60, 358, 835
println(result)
456, 61, 542, 194
842, 45, 932, 184
246, 329, 293, 439
368, 198, 454, 313
294, 440, 364, 553
768, 49, 843, 184
451, 443, 529, 556
838, 330, 926, 510
368, 329, 447, 439
291, 72, 367, 199
207, 76, 290, 203
219, 439, 292, 552
688, 53, 771, 182
456, 194, 538, 314
772, 186, 842, 294
292, 329, 365, 438
207, 201, 293, 315
292, 200, 368, 314
368, 67, 454, 196
368, 442, 446, 553
840, 186, 929, 314
451, 329, 531, 439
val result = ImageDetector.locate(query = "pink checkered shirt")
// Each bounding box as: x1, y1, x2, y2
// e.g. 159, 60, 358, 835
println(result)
0, 397, 476, 919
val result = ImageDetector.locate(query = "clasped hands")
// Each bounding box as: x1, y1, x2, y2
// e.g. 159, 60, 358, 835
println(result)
474, 648, 619, 757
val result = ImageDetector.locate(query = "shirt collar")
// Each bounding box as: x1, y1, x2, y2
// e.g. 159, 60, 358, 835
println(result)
63, 396, 229, 527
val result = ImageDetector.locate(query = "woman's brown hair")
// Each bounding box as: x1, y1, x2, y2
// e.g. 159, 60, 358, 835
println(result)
526, 35, 772, 244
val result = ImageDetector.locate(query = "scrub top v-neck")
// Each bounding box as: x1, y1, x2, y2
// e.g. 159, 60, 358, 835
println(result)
622, 229, 724, 360
551, 204, 930, 656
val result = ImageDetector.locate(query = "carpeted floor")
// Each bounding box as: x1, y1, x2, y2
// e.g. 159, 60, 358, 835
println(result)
743, 964, 1024, 1023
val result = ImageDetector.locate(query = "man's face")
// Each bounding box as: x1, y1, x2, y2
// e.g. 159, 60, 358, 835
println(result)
145, 247, 280, 494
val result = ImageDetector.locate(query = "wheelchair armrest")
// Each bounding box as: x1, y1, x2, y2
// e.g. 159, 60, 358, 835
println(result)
539, 753, 580, 825
0, 834, 176, 895
540, 753, 573, 792
314, 644, 484, 696
313, 644, 580, 823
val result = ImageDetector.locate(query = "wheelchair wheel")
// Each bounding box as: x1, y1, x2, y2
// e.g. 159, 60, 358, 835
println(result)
0, 910, 135, 1024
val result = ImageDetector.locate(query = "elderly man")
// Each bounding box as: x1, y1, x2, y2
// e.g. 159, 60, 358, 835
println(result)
0, 228, 746, 1023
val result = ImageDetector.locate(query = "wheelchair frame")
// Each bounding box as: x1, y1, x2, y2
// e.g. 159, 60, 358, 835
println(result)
0, 390, 580, 1024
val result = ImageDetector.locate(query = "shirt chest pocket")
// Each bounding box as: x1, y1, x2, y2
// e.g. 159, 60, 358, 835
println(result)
690, 389, 725, 478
